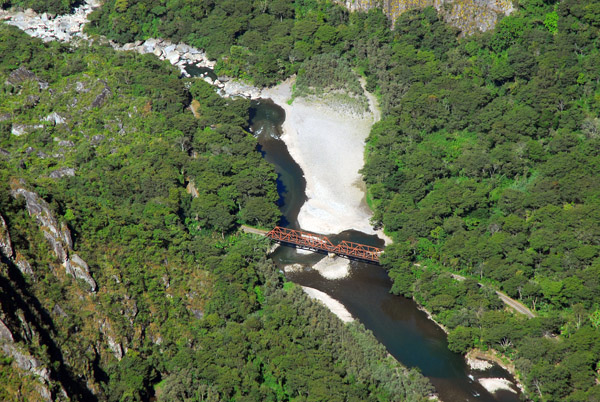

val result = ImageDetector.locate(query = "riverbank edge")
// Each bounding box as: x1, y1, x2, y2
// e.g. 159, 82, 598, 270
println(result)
301, 286, 354, 322
467, 349, 526, 393
260, 78, 388, 237
413, 289, 527, 396
358, 81, 528, 399
2, 4, 521, 397
413, 290, 528, 394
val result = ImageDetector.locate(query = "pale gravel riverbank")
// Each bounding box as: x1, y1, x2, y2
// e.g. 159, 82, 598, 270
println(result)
3, 6, 522, 399
262, 78, 382, 238
302, 286, 354, 323
478, 378, 518, 394
466, 356, 493, 371
312, 256, 351, 280
2, 1, 386, 242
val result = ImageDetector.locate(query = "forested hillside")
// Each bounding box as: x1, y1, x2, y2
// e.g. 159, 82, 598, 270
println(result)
0, 0, 80, 14
85, 0, 388, 86
360, 1, 600, 401
3, 0, 600, 400
0, 25, 432, 401
85, 0, 600, 399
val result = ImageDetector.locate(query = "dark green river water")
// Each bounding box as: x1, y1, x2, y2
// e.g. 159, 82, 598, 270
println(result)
249, 98, 522, 402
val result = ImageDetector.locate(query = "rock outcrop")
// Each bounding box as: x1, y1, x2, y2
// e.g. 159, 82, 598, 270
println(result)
1, 212, 36, 278
11, 124, 44, 136
0, 318, 14, 342
10, 185, 97, 291
90, 82, 111, 108
48, 167, 75, 179
338, 0, 514, 34
65, 254, 97, 292
0, 319, 53, 401
44, 112, 66, 125
15, 255, 35, 277
0, 213, 13, 259
4, 66, 48, 90
99, 320, 123, 361
0, 0, 100, 43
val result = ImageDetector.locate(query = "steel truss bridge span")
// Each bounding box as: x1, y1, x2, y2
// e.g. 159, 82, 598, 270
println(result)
266, 226, 382, 264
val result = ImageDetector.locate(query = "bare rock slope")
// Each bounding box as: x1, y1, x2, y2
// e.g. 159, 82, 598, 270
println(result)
339, 0, 514, 34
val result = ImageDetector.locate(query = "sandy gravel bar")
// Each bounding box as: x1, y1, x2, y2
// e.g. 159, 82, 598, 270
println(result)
302, 286, 354, 323
312, 256, 351, 280
478, 378, 517, 394
262, 79, 379, 236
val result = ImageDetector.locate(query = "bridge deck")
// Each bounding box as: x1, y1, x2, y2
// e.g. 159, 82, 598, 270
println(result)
266, 226, 382, 264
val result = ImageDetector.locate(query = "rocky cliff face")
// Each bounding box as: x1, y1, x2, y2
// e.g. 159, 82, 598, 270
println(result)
338, 0, 514, 34
0, 184, 116, 400
10, 184, 97, 292
0, 214, 13, 259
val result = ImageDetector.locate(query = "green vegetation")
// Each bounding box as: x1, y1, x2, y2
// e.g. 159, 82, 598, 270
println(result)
359, 2, 600, 400
295, 53, 369, 113
0, 0, 80, 14
0, 24, 432, 401
0, 355, 46, 401
85, 0, 390, 87
87, 0, 600, 398
3, 0, 600, 400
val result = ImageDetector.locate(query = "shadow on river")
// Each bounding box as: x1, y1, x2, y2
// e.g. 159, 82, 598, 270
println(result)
248, 95, 522, 402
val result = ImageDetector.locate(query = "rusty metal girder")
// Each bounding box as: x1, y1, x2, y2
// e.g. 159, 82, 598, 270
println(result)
266, 226, 382, 263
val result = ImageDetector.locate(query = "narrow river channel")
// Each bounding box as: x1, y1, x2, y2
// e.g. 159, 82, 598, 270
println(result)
249, 99, 522, 402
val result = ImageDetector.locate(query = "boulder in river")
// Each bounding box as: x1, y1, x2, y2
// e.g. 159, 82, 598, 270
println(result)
163, 44, 176, 54
142, 38, 157, 52
176, 43, 190, 53
167, 51, 180, 64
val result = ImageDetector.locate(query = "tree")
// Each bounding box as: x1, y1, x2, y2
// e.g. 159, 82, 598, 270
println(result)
269, 0, 294, 21
590, 310, 600, 329
240, 197, 280, 228
448, 326, 475, 354
191, 193, 235, 236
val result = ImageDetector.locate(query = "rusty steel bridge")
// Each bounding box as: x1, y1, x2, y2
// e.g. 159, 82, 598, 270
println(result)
266, 226, 383, 264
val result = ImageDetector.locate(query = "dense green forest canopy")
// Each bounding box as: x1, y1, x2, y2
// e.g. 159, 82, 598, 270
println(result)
3, 0, 600, 400
86, 0, 600, 399
359, 1, 600, 401
0, 24, 433, 401
0, 0, 81, 14
85, 0, 391, 86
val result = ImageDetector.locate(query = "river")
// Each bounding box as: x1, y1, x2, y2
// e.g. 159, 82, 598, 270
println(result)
0, 1, 522, 397
249, 98, 522, 402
